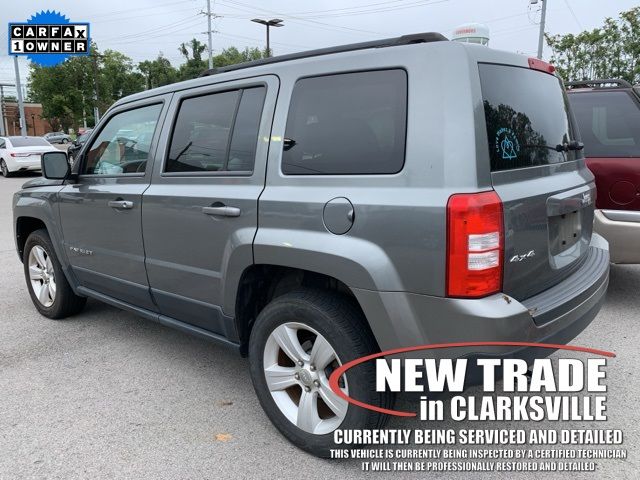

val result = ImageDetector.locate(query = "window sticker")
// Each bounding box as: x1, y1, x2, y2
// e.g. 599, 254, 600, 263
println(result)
495, 127, 520, 160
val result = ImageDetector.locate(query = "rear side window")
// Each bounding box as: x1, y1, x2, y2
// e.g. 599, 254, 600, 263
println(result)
568, 91, 640, 157
479, 63, 578, 172
166, 87, 266, 173
282, 70, 407, 175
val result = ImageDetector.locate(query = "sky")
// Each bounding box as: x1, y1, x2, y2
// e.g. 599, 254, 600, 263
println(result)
0, 0, 636, 98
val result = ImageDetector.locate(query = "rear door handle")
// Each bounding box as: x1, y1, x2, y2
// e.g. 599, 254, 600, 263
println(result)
108, 200, 134, 209
202, 206, 241, 217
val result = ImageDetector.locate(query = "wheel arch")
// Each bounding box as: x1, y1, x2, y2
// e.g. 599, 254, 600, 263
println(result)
232, 264, 380, 356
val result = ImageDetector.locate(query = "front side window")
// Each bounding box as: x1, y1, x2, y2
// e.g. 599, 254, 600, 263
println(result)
282, 70, 407, 175
82, 104, 162, 175
165, 86, 266, 173
568, 91, 640, 157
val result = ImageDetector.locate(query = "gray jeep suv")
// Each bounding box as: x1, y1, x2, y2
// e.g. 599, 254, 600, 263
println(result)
13, 33, 609, 457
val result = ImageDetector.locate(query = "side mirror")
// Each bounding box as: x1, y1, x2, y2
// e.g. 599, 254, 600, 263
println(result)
41, 151, 71, 180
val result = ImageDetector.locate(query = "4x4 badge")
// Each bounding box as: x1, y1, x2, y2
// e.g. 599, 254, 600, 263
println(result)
510, 250, 535, 263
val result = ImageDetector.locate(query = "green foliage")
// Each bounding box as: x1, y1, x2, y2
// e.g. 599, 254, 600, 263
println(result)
28, 37, 269, 130
139, 54, 178, 89
546, 6, 640, 83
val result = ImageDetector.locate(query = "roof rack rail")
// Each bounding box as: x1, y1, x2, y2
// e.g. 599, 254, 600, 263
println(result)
200, 32, 448, 77
565, 79, 632, 89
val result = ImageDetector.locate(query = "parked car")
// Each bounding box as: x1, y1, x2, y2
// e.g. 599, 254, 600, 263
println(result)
67, 129, 93, 165
566, 79, 640, 263
43, 131, 72, 144
13, 34, 609, 457
0, 136, 57, 177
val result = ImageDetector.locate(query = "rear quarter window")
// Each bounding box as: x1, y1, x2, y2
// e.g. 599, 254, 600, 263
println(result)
282, 69, 407, 175
479, 63, 578, 172
568, 91, 640, 157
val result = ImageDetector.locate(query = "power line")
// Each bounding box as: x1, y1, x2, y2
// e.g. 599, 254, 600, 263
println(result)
562, 0, 584, 29
217, 0, 388, 36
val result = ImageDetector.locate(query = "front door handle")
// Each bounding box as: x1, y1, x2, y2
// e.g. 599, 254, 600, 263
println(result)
108, 200, 134, 209
202, 206, 241, 217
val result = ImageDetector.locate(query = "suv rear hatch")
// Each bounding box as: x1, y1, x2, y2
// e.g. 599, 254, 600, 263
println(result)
478, 62, 595, 301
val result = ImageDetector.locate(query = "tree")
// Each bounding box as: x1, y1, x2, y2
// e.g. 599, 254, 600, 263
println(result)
139, 54, 178, 90
29, 43, 145, 130
100, 50, 145, 103
177, 38, 208, 81
28, 39, 270, 130
213, 46, 267, 68
546, 6, 640, 83
177, 40, 269, 81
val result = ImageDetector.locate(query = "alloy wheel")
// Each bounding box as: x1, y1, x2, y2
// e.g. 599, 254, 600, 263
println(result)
263, 322, 349, 435
28, 245, 56, 307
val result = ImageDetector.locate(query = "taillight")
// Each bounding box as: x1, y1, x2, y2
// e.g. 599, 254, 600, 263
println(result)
10, 153, 30, 157
447, 191, 504, 298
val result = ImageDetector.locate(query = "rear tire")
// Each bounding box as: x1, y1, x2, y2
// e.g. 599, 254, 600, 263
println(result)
249, 289, 392, 458
1, 159, 12, 177
23, 229, 86, 319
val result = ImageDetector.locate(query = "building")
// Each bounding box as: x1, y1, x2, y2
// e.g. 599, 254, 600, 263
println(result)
1, 102, 50, 137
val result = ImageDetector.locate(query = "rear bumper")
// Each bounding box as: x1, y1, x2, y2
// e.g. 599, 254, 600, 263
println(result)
594, 209, 640, 264
353, 234, 609, 362
5, 157, 41, 172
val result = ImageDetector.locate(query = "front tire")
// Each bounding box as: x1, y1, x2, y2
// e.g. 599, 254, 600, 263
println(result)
23, 229, 86, 319
249, 289, 392, 457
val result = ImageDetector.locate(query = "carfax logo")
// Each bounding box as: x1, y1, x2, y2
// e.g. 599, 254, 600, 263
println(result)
495, 127, 520, 160
8, 11, 90, 67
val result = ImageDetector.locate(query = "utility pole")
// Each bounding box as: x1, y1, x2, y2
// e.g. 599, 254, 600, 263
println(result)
536, 0, 548, 59
207, 0, 213, 69
201, 1, 220, 69
251, 19, 284, 57
13, 56, 27, 136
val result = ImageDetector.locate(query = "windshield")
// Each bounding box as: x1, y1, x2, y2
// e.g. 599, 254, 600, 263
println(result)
10, 137, 51, 147
568, 91, 640, 157
479, 63, 579, 172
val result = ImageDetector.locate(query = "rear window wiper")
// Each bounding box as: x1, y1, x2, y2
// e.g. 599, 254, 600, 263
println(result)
524, 142, 584, 152
555, 141, 584, 152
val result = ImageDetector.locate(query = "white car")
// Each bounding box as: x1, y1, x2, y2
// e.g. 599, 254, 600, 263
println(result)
0, 136, 58, 177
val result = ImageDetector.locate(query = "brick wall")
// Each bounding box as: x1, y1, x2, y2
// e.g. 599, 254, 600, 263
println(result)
2, 102, 51, 137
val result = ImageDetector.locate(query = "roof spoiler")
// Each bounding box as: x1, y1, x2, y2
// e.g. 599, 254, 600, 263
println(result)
200, 32, 448, 77
565, 79, 632, 89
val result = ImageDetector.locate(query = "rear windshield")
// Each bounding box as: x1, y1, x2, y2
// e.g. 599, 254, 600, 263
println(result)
479, 63, 578, 172
10, 137, 51, 147
568, 91, 640, 157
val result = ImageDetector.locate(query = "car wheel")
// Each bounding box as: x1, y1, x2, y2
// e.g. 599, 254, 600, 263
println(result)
249, 289, 392, 458
1, 159, 12, 177
62, 138, 69, 144
23, 229, 86, 319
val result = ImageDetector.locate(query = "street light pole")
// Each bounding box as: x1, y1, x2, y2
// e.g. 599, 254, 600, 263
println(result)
536, 0, 548, 59
251, 18, 284, 57
13, 56, 27, 136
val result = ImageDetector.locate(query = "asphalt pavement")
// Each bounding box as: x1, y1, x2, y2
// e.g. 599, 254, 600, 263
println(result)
0, 172, 638, 479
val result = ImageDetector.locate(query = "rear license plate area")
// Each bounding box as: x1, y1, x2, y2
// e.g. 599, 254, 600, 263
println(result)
548, 209, 582, 256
